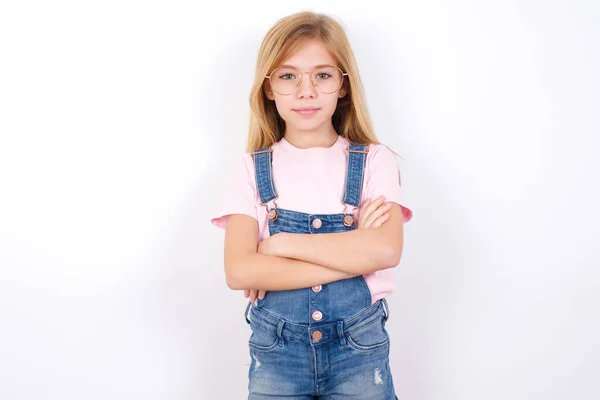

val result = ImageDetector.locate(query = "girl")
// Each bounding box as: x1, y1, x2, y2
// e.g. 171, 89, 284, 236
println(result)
210, 11, 413, 399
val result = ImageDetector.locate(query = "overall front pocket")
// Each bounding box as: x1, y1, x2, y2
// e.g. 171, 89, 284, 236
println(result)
346, 317, 390, 351
248, 321, 281, 352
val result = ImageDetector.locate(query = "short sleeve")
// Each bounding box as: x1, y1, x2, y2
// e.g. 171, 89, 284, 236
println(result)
210, 153, 259, 229
362, 144, 413, 223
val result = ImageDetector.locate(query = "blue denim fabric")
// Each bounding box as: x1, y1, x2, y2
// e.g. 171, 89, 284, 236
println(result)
244, 141, 398, 399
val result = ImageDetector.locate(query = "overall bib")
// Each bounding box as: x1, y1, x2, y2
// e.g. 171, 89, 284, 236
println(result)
244, 142, 398, 399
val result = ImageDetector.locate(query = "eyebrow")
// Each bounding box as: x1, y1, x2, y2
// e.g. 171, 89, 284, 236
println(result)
278, 63, 336, 69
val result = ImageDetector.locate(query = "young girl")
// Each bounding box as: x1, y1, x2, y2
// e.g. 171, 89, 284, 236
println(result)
210, 11, 413, 399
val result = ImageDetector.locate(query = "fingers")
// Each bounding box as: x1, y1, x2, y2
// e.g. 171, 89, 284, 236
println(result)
362, 196, 382, 217
360, 196, 392, 228
363, 196, 385, 220
364, 201, 392, 227
357, 197, 378, 229
371, 211, 391, 228
246, 289, 267, 303
359, 198, 372, 212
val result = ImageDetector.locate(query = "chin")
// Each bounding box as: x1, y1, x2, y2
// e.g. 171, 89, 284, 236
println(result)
288, 116, 330, 130
293, 121, 328, 132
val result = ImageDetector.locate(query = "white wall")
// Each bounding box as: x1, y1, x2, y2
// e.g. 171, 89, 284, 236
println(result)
1, 1, 598, 399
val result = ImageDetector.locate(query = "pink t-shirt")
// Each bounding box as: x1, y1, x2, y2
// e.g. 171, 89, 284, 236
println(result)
210, 135, 413, 303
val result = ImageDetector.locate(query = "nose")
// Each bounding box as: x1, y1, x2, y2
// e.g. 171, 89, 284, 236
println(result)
296, 72, 317, 98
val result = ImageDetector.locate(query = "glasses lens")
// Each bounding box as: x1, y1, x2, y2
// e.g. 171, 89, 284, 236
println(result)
312, 66, 343, 94
270, 68, 299, 95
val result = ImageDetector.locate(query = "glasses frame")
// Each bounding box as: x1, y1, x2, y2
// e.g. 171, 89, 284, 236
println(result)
265, 65, 348, 95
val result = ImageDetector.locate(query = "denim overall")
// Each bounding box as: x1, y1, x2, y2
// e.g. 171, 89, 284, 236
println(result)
244, 141, 398, 399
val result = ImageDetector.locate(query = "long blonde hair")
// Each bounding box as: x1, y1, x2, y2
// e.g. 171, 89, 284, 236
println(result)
246, 11, 403, 181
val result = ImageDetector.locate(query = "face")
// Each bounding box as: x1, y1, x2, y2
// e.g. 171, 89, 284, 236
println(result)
264, 39, 347, 134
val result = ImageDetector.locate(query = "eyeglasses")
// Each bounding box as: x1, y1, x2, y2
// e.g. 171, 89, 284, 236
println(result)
265, 65, 348, 95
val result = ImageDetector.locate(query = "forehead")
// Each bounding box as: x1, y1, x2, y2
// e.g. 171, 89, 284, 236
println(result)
279, 39, 337, 69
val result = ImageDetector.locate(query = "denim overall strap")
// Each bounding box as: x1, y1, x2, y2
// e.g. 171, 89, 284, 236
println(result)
251, 147, 278, 205
342, 143, 369, 207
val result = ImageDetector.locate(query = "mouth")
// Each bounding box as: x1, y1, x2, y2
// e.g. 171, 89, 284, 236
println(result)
293, 108, 320, 117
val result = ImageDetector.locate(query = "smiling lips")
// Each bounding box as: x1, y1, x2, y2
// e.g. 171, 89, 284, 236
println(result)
293, 107, 320, 116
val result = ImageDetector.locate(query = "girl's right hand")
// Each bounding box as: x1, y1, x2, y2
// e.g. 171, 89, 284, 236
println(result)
244, 288, 266, 304
357, 196, 392, 229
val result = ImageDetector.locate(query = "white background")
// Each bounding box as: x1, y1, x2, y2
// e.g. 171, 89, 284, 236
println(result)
1, 1, 598, 399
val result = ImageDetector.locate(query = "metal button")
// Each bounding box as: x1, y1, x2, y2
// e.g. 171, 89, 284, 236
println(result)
311, 285, 322, 293
343, 215, 354, 227
268, 209, 278, 221
312, 311, 323, 321
312, 218, 322, 229
312, 330, 323, 341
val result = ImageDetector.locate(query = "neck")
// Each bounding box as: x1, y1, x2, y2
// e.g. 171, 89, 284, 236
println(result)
283, 122, 339, 149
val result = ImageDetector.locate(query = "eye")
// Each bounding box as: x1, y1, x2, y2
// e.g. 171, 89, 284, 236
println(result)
279, 73, 296, 80
315, 72, 332, 79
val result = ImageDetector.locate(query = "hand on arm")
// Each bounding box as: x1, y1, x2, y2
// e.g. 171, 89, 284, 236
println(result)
242, 198, 394, 303
263, 196, 404, 276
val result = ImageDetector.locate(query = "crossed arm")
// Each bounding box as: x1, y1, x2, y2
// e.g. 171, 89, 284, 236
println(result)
224, 201, 404, 291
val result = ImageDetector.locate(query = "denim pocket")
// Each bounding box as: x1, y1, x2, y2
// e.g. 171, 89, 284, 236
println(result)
248, 321, 280, 352
346, 317, 390, 351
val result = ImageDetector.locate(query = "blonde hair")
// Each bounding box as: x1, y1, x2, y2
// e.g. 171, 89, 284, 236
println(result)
246, 11, 403, 181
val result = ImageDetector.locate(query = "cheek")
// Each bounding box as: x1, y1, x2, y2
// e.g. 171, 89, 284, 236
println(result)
316, 98, 340, 120
273, 99, 292, 120
322, 98, 339, 114
275, 100, 289, 120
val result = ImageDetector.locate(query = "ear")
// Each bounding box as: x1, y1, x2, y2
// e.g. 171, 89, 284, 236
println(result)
263, 80, 274, 100
339, 79, 349, 98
